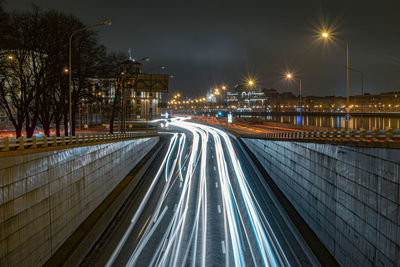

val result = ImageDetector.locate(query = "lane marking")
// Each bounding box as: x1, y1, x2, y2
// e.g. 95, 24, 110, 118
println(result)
221, 240, 226, 254
213, 166, 216, 171
217, 205, 221, 214
105, 135, 176, 267
126, 206, 169, 266
179, 181, 182, 188
215, 182, 218, 188
137, 215, 151, 240
174, 204, 177, 211
212, 155, 214, 159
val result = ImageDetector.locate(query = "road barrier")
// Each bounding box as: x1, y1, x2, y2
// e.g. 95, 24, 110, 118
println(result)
241, 128, 400, 147
0, 132, 158, 152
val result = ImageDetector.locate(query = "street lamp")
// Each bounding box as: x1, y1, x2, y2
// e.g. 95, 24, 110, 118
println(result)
68, 19, 111, 136
214, 88, 222, 108
348, 67, 364, 128
321, 31, 351, 117
286, 73, 302, 112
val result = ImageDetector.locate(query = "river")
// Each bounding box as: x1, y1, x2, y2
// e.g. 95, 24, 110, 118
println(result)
264, 114, 400, 130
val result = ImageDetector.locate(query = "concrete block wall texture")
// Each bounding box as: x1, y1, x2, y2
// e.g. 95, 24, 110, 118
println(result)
0, 136, 159, 266
243, 138, 400, 267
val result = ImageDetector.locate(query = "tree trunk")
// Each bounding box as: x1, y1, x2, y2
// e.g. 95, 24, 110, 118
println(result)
109, 83, 121, 134
55, 119, 61, 136
109, 101, 117, 134
25, 114, 36, 138
43, 122, 51, 136
72, 108, 76, 136
63, 111, 69, 136
15, 124, 23, 138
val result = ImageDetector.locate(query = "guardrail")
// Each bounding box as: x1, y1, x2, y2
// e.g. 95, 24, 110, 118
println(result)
241, 128, 400, 146
0, 132, 157, 152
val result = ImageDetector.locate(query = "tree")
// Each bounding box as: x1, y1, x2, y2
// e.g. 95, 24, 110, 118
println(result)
101, 52, 127, 133
0, 8, 48, 137
38, 11, 81, 136
0, 5, 116, 137
70, 32, 107, 135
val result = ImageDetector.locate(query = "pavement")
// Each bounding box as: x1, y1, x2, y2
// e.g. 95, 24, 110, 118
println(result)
81, 117, 321, 267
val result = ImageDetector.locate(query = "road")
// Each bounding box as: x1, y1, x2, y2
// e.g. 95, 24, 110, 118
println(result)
82, 117, 320, 267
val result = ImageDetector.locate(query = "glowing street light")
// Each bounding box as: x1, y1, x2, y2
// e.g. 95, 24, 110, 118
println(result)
320, 29, 351, 120
248, 80, 254, 86
286, 72, 302, 111
321, 32, 329, 39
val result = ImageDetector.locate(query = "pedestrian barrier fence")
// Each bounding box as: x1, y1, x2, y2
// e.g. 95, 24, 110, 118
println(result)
241, 128, 400, 145
0, 132, 158, 152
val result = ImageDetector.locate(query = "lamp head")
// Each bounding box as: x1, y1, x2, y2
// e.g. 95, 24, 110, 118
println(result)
100, 19, 112, 25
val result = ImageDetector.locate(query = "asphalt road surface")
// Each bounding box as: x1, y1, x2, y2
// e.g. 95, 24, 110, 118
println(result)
82, 117, 320, 267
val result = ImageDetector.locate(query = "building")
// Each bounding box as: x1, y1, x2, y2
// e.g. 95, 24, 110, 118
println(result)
226, 84, 270, 109
88, 60, 169, 124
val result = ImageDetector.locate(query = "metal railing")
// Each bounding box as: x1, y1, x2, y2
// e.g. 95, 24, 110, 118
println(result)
241, 128, 400, 145
0, 132, 158, 152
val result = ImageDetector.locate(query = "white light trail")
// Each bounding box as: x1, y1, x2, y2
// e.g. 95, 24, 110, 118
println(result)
116, 117, 285, 267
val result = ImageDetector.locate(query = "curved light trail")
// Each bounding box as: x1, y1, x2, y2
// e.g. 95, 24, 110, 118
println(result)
109, 117, 291, 267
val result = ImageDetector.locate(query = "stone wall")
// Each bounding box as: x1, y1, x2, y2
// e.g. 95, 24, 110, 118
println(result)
0, 137, 159, 266
243, 138, 400, 266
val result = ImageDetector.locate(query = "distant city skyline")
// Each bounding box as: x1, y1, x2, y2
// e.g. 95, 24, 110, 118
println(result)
6, 0, 400, 97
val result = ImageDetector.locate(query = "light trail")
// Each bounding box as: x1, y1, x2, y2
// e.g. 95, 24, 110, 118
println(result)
105, 133, 179, 267
169, 119, 283, 267
113, 117, 289, 267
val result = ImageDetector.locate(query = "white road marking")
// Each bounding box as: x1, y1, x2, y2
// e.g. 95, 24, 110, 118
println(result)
217, 205, 221, 214
179, 181, 182, 188
174, 204, 177, 211
221, 240, 226, 254
213, 166, 216, 171
215, 182, 218, 188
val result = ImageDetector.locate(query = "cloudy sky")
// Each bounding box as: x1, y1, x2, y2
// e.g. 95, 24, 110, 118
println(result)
6, 0, 400, 97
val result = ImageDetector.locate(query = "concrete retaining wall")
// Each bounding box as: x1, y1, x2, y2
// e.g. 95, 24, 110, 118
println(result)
0, 136, 159, 266
243, 138, 400, 266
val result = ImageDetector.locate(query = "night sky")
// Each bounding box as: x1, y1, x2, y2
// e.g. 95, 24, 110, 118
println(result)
6, 0, 400, 97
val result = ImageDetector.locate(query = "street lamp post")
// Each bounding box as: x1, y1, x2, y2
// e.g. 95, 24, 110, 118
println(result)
247, 80, 254, 110
142, 63, 165, 126
321, 32, 351, 127
349, 67, 364, 128
299, 79, 302, 110
286, 73, 302, 112
221, 85, 227, 108
68, 19, 111, 136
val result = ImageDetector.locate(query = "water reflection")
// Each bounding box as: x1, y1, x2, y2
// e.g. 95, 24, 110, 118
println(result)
264, 114, 400, 130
